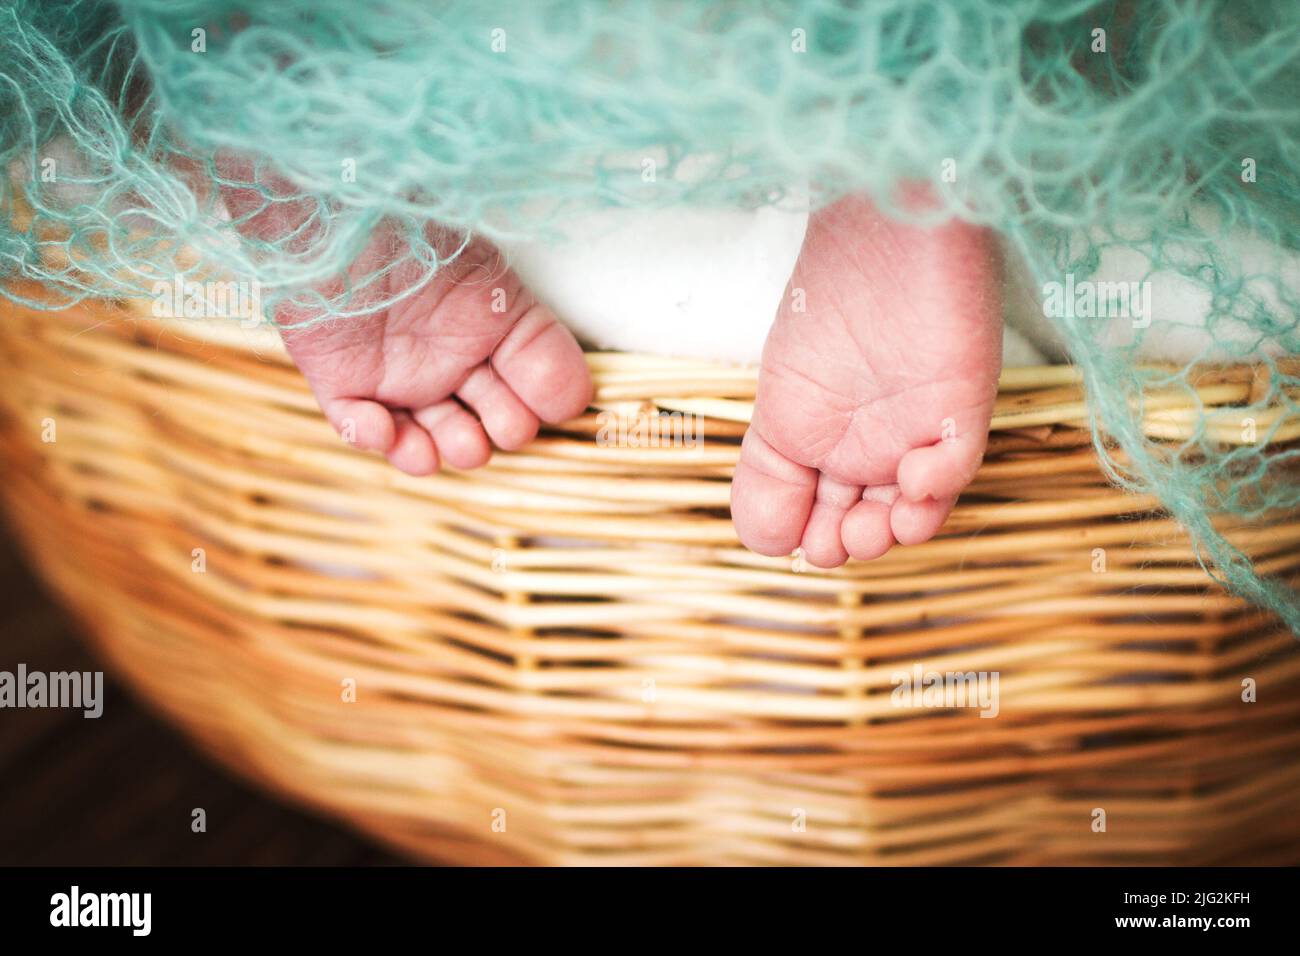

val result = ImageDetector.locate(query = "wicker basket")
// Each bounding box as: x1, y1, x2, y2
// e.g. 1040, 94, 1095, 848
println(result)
2, 283, 1299, 866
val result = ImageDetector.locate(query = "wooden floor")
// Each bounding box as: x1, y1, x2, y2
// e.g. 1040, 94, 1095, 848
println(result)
0, 530, 407, 866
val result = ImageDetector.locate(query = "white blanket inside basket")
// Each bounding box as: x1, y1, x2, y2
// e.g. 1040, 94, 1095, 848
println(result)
499, 199, 1293, 367
28, 135, 1287, 368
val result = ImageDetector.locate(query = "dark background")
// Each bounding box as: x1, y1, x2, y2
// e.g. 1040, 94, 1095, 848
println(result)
0, 531, 406, 866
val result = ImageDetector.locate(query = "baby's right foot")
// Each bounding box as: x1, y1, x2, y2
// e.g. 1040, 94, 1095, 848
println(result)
731, 190, 1003, 567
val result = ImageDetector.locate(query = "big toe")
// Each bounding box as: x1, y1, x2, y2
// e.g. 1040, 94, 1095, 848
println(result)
730, 429, 819, 558
492, 302, 593, 424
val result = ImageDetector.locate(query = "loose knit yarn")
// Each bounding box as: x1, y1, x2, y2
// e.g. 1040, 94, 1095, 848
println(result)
1, 0, 1298, 629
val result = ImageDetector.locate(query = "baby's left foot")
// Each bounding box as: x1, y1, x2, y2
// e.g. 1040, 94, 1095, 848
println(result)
215, 154, 593, 476
731, 190, 1003, 567
277, 232, 593, 476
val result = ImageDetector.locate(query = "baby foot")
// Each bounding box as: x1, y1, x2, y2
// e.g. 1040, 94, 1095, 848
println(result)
215, 154, 591, 476
731, 190, 1003, 567
278, 230, 593, 475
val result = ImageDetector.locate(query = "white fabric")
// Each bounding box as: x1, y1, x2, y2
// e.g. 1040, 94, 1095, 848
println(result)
500, 201, 1050, 366
501, 202, 1290, 367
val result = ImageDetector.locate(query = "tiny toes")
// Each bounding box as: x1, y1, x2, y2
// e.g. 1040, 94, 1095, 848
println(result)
798, 475, 863, 568
326, 397, 396, 453
897, 430, 988, 502
414, 400, 492, 470
890, 493, 957, 546
457, 365, 540, 451
386, 412, 439, 476
842, 486, 899, 561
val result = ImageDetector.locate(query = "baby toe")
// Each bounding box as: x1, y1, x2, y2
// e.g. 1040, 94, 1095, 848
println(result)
325, 397, 396, 453
889, 493, 957, 546
385, 412, 439, 476
457, 365, 540, 451
799, 475, 863, 568
731, 429, 818, 558
491, 302, 593, 424
897, 423, 989, 503
415, 400, 492, 470
841, 485, 899, 561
